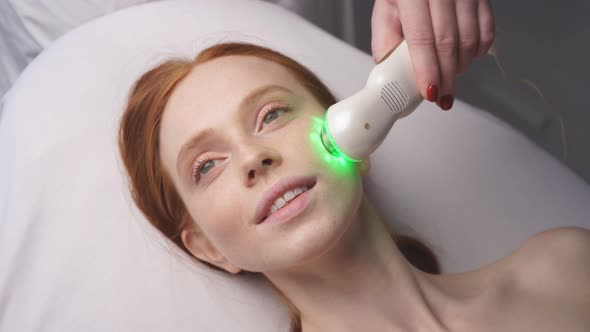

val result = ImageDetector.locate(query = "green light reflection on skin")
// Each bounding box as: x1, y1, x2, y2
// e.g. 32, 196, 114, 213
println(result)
309, 115, 358, 177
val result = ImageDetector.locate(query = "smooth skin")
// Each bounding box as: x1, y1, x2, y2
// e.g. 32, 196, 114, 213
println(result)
372, 0, 495, 110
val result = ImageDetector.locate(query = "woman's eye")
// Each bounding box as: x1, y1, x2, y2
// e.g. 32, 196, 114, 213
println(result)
200, 160, 216, 175
262, 106, 288, 125
192, 158, 220, 183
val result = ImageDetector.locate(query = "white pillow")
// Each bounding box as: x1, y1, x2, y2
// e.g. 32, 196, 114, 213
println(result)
6, 0, 157, 48
0, 0, 157, 99
1, 0, 589, 331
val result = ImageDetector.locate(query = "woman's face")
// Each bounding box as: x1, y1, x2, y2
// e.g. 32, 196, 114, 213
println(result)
159, 55, 367, 273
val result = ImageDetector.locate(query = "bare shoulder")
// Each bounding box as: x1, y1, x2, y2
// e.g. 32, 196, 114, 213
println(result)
507, 226, 590, 301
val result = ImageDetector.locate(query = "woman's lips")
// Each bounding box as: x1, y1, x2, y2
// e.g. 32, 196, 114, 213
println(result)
258, 183, 314, 225
255, 176, 316, 224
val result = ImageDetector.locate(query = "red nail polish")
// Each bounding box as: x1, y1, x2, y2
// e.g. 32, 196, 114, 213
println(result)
440, 95, 454, 111
427, 84, 438, 102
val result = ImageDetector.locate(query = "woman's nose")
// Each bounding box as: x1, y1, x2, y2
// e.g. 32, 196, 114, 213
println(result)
241, 146, 282, 184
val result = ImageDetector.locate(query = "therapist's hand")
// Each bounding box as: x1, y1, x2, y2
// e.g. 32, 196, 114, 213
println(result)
371, 0, 495, 110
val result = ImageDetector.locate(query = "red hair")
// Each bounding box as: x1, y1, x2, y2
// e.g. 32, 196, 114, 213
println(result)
118, 42, 440, 332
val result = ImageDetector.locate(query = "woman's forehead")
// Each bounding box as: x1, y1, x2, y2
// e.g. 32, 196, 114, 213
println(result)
167, 55, 306, 115
188, 55, 300, 91
165, 56, 304, 117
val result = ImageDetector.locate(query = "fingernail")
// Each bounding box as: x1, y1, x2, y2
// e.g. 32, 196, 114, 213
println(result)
440, 95, 454, 111
426, 84, 438, 102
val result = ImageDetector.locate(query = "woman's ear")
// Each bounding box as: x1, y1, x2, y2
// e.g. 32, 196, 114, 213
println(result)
181, 227, 242, 274
358, 157, 371, 176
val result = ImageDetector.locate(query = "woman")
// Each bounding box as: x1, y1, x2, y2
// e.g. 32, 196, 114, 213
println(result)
118, 42, 590, 332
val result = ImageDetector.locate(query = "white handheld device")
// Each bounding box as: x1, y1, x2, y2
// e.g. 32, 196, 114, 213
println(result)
320, 40, 423, 161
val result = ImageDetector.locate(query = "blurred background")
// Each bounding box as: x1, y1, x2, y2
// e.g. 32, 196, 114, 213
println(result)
1, 0, 588, 184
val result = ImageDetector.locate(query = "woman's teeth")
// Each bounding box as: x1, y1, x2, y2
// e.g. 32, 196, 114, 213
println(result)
266, 186, 309, 218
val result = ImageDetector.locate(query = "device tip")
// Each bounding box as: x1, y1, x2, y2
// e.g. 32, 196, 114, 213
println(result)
320, 125, 339, 156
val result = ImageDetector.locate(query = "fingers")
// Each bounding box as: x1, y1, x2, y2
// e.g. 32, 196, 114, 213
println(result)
476, 0, 495, 57
429, 0, 458, 109
397, 0, 440, 101
371, 0, 404, 63
373, 0, 495, 111
455, 0, 479, 75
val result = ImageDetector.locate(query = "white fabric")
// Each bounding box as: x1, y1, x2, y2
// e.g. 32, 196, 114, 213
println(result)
0, 0, 589, 331
0, 0, 156, 100
7, 0, 156, 48
0, 0, 357, 101
0, 0, 40, 101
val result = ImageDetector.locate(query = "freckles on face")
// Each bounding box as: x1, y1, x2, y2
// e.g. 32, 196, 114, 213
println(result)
157, 55, 364, 272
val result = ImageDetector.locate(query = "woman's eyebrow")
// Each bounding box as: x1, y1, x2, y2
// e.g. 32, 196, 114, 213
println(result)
175, 84, 294, 176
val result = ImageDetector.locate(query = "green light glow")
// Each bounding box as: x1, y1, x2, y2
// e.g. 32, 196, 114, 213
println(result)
309, 115, 358, 177
320, 119, 362, 163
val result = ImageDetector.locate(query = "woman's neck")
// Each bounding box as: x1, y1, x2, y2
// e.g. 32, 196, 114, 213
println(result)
266, 196, 459, 332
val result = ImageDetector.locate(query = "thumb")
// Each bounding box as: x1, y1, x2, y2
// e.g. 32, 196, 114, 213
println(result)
371, 0, 404, 63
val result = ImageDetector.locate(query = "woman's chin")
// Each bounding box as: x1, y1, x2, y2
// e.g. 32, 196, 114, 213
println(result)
255, 182, 363, 271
